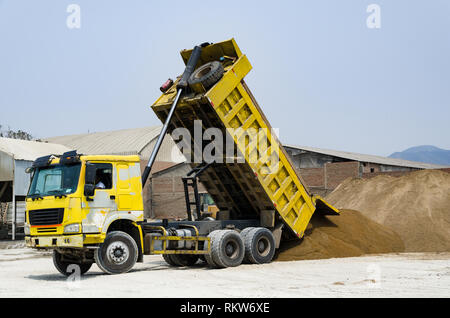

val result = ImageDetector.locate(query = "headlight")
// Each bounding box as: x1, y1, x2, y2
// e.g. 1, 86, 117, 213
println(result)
64, 223, 80, 233
24, 223, 30, 235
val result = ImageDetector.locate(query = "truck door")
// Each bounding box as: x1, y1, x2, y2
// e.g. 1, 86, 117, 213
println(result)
82, 163, 117, 233
116, 163, 132, 211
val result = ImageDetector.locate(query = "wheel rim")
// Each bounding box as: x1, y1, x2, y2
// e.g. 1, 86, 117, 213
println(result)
256, 237, 270, 257
225, 240, 239, 259
106, 241, 129, 265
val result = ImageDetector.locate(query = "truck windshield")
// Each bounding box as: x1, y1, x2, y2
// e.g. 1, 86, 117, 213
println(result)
28, 163, 82, 197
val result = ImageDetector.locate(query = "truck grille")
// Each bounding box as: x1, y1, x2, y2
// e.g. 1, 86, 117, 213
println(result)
37, 227, 57, 233
29, 208, 64, 226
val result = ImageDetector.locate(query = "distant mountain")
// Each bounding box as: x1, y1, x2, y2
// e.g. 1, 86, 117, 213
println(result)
389, 145, 450, 166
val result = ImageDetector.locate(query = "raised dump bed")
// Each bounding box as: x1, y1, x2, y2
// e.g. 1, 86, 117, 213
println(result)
152, 39, 338, 239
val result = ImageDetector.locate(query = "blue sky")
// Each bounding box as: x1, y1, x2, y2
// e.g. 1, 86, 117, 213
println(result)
0, 0, 449, 156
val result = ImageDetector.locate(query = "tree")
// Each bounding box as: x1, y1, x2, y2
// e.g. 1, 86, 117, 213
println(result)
0, 125, 34, 140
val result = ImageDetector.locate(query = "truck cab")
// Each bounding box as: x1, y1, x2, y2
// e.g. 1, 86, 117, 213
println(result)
25, 151, 145, 275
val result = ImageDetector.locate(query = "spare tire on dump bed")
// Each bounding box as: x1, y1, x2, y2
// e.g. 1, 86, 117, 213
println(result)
188, 61, 224, 93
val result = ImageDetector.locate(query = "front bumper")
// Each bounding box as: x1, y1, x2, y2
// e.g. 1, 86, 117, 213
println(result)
25, 234, 84, 248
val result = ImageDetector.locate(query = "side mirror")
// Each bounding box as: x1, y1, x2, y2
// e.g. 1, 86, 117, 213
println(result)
84, 184, 95, 197
25, 167, 34, 174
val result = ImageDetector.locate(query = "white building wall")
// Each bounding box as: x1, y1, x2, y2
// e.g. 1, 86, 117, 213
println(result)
0, 151, 14, 181
14, 160, 33, 196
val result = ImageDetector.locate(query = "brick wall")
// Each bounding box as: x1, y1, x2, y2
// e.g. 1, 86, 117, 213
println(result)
324, 161, 360, 189
140, 160, 183, 219
298, 167, 324, 187
152, 192, 187, 219
151, 164, 206, 219
362, 162, 381, 173
296, 161, 360, 195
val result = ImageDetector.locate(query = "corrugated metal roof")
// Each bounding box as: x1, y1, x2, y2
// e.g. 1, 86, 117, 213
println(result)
45, 126, 186, 162
284, 144, 448, 169
46, 126, 162, 157
0, 137, 71, 161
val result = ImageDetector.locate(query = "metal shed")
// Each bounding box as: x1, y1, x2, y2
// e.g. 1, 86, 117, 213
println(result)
0, 137, 70, 239
284, 144, 448, 170
45, 126, 185, 162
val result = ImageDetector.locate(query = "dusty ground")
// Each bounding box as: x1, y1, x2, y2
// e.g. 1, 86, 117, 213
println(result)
0, 248, 449, 298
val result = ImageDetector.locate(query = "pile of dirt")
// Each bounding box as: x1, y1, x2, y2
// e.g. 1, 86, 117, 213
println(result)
275, 209, 404, 262
326, 170, 450, 252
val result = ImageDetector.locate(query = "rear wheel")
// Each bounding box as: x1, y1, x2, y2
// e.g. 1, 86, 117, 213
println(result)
244, 227, 276, 264
204, 230, 222, 268
53, 250, 92, 277
94, 231, 138, 275
211, 230, 245, 268
240, 227, 255, 239
240, 227, 255, 263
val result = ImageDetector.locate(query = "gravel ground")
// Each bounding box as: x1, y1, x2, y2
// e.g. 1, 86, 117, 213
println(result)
0, 249, 449, 298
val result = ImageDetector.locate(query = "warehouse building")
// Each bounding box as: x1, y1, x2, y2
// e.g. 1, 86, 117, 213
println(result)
284, 145, 447, 196
0, 137, 70, 239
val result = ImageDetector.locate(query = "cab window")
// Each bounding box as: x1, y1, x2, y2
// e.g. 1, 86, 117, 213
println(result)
92, 163, 112, 190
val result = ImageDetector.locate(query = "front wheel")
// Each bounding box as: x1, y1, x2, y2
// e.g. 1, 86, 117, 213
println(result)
53, 250, 92, 277
94, 231, 138, 275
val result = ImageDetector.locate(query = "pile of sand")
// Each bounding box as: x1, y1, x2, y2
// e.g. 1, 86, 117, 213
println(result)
275, 209, 404, 261
326, 170, 450, 252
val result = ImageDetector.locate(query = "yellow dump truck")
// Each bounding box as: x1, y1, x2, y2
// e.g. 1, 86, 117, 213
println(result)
25, 39, 338, 275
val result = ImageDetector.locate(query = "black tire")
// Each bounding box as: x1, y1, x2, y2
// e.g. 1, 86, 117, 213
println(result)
188, 61, 224, 93
94, 231, 138, 275
162, 254, 179, 267
52, 250, 92, 277
239, 227, 255, 263
171, 254, 199, 267
204, 230, 222, 268
211, 230, 245, 268
244, 227, 276, 264
240, 227, 255, 241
